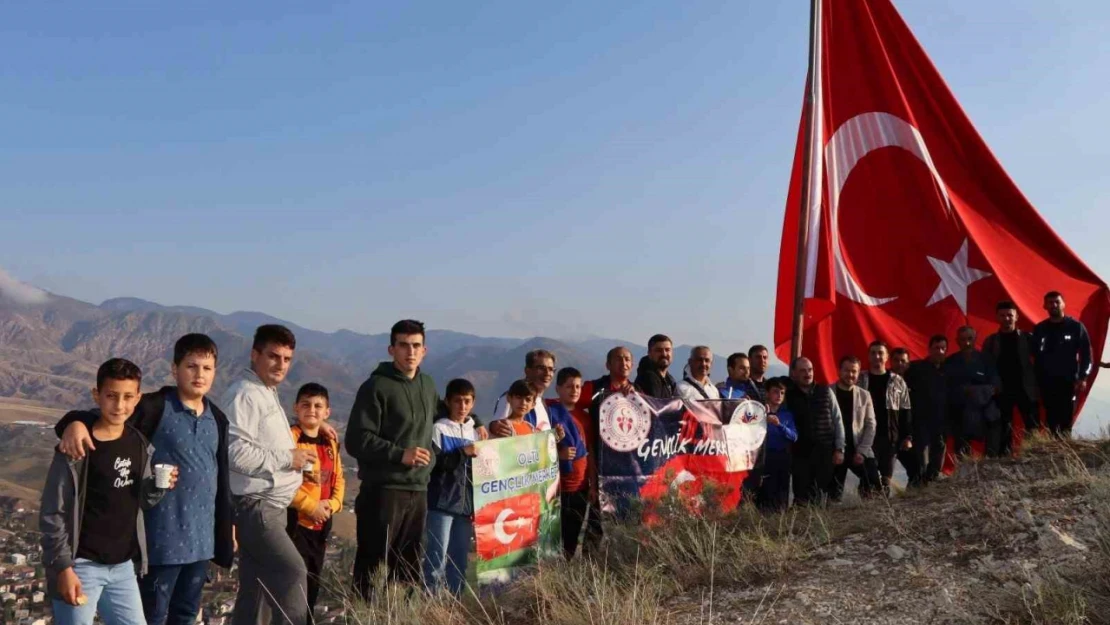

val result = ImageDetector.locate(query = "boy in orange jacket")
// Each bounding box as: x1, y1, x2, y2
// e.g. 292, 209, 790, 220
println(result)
287, 383, 345, 624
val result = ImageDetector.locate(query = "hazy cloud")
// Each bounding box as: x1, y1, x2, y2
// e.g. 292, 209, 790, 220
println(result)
0, 267, 49, 305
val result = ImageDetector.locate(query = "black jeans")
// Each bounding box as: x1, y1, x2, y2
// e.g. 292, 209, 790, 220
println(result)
559, 490, 594, 559
998, 390, 1038, 447
353, 486, 427, 600
1039, 377, 1076, 438
791, 446, 835, 506
287, 510, 332, 624
908, 425, 946, 486
757, 449, 792, 512
830, 455, 882, 500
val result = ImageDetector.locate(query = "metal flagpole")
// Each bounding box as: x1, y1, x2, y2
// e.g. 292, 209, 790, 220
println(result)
790, 0, 822, 362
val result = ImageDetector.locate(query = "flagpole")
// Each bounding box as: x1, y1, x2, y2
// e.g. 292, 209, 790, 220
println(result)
790, 0, 821, 362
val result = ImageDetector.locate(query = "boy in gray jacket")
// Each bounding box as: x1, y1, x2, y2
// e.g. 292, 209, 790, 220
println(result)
40, 359, 175, 625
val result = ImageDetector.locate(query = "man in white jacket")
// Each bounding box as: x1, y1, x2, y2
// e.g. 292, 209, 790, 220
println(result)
678, 346, 721, 402
829, 356, 880, 501
222, 325, 315, 625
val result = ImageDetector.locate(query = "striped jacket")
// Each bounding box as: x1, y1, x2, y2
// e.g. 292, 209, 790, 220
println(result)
290, 425, 345, 530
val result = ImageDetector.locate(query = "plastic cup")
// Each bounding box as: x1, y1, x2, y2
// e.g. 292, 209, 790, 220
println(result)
302, 459, 314, 474
154, 464, 174, 489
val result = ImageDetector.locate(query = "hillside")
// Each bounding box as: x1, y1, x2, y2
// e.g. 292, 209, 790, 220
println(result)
333, 436, 1110, 625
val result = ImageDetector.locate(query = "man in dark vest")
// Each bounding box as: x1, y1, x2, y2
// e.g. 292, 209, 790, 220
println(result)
784, 357, 845, 506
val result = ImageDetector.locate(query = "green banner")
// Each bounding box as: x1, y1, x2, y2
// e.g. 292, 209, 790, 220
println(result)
471, 430, 562, 587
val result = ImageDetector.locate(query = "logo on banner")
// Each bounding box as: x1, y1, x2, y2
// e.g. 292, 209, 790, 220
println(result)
600, 394, 652, 452
730, 399, 767, 425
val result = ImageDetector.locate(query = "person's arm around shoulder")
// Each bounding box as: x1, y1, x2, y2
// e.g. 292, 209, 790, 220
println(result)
54, 411, 99, 460
486, 394, 515, 439
226, 385, 294, 477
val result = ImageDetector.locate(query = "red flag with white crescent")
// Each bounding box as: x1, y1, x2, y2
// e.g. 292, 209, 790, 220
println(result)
774, 0, 1109, 430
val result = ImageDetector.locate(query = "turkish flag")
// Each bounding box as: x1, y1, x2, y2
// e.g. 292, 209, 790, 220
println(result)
774, 0, 1109, 427
474, 492, 541, 561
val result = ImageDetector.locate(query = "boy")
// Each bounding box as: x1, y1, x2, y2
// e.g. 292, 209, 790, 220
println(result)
546, 368, 590, 558
54, 334, 234, 625
41, 358, 177, 625
287, 383, 345, 623
757, 378, 797, 512
493, 380, 538, 438
424, 379, 479, 595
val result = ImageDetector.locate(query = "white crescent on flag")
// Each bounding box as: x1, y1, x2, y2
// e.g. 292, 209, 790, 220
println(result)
493, 508, 518, 544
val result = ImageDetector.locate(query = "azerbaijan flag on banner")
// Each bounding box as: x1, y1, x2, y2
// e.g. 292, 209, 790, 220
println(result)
598, 393, 766, 517
471, 430, 561, 587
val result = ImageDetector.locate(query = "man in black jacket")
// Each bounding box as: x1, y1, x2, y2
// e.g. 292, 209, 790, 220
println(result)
904, 335, 949, 485
784, 358, 845, 506
54, 334, 234, 625
982, 300, 1039, 451
1033, 291, 1093, 438
635, 334, 679, 399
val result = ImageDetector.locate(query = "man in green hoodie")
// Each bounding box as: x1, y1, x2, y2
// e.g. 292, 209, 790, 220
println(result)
345, 319, 440, 598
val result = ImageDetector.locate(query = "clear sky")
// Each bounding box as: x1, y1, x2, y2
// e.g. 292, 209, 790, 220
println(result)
2, 1, 1108, 356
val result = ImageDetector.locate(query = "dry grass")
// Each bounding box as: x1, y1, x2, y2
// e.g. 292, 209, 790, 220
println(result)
319, 496, 831, 625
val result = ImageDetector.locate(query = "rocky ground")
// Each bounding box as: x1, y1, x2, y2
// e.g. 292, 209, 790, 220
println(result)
673, 438, 1110, 625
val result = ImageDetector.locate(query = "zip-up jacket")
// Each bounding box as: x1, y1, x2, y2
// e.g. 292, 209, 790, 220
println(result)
426, 415, 477, 516
1032, 316, 1093, 382
53, 387, 235, 569
345, 362, 439, 490
289, 425, 345, 529
40, 419, 164, 599
717, 378, 761, 401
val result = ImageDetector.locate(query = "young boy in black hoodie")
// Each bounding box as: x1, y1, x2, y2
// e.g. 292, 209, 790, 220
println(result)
41, 359, 176, 625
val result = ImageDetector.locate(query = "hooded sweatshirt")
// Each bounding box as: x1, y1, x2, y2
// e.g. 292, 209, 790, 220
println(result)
345, 362, 439, 491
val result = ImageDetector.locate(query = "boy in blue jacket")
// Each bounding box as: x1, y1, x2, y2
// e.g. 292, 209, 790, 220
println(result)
757, 378, 798, 512
423, 379, 478, 595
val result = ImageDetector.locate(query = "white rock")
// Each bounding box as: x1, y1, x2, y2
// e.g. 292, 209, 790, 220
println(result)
886, 545, 907, 561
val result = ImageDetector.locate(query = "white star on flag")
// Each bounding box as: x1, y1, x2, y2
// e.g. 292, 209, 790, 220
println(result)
925, 238, 992, 314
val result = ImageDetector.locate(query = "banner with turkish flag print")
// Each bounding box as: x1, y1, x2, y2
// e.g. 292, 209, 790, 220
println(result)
597, 393, 766, 518
471, 431, 561, 587
775, 0, 1109, 428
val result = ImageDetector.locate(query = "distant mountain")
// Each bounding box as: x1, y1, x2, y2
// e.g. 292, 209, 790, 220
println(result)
3, 287, 784, 421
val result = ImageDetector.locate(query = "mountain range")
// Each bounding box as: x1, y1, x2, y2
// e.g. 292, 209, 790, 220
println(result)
0, 286, 778, 421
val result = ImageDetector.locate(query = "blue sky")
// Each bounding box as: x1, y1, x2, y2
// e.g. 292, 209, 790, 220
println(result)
1, 1, 1108, 372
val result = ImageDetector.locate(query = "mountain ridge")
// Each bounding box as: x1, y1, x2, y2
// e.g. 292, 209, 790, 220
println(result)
4, 288, 771, 420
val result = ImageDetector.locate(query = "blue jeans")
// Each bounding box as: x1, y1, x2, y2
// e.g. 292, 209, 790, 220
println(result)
139, 560, 209, 625
423, 510, 473, 595
52, 558, 145, 625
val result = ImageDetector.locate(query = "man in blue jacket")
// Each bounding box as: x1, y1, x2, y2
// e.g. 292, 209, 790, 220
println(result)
1033, 291, 1093, 438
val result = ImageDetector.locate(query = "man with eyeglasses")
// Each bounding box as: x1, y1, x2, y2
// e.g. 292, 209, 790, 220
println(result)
488, 349, 557, 438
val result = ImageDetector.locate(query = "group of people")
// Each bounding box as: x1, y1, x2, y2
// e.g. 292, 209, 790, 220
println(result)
778, 291, 1093, 506
37, 290, 1096, 625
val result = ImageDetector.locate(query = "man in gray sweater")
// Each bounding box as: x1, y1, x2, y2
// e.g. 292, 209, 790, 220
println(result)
222, 325, 315, 625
